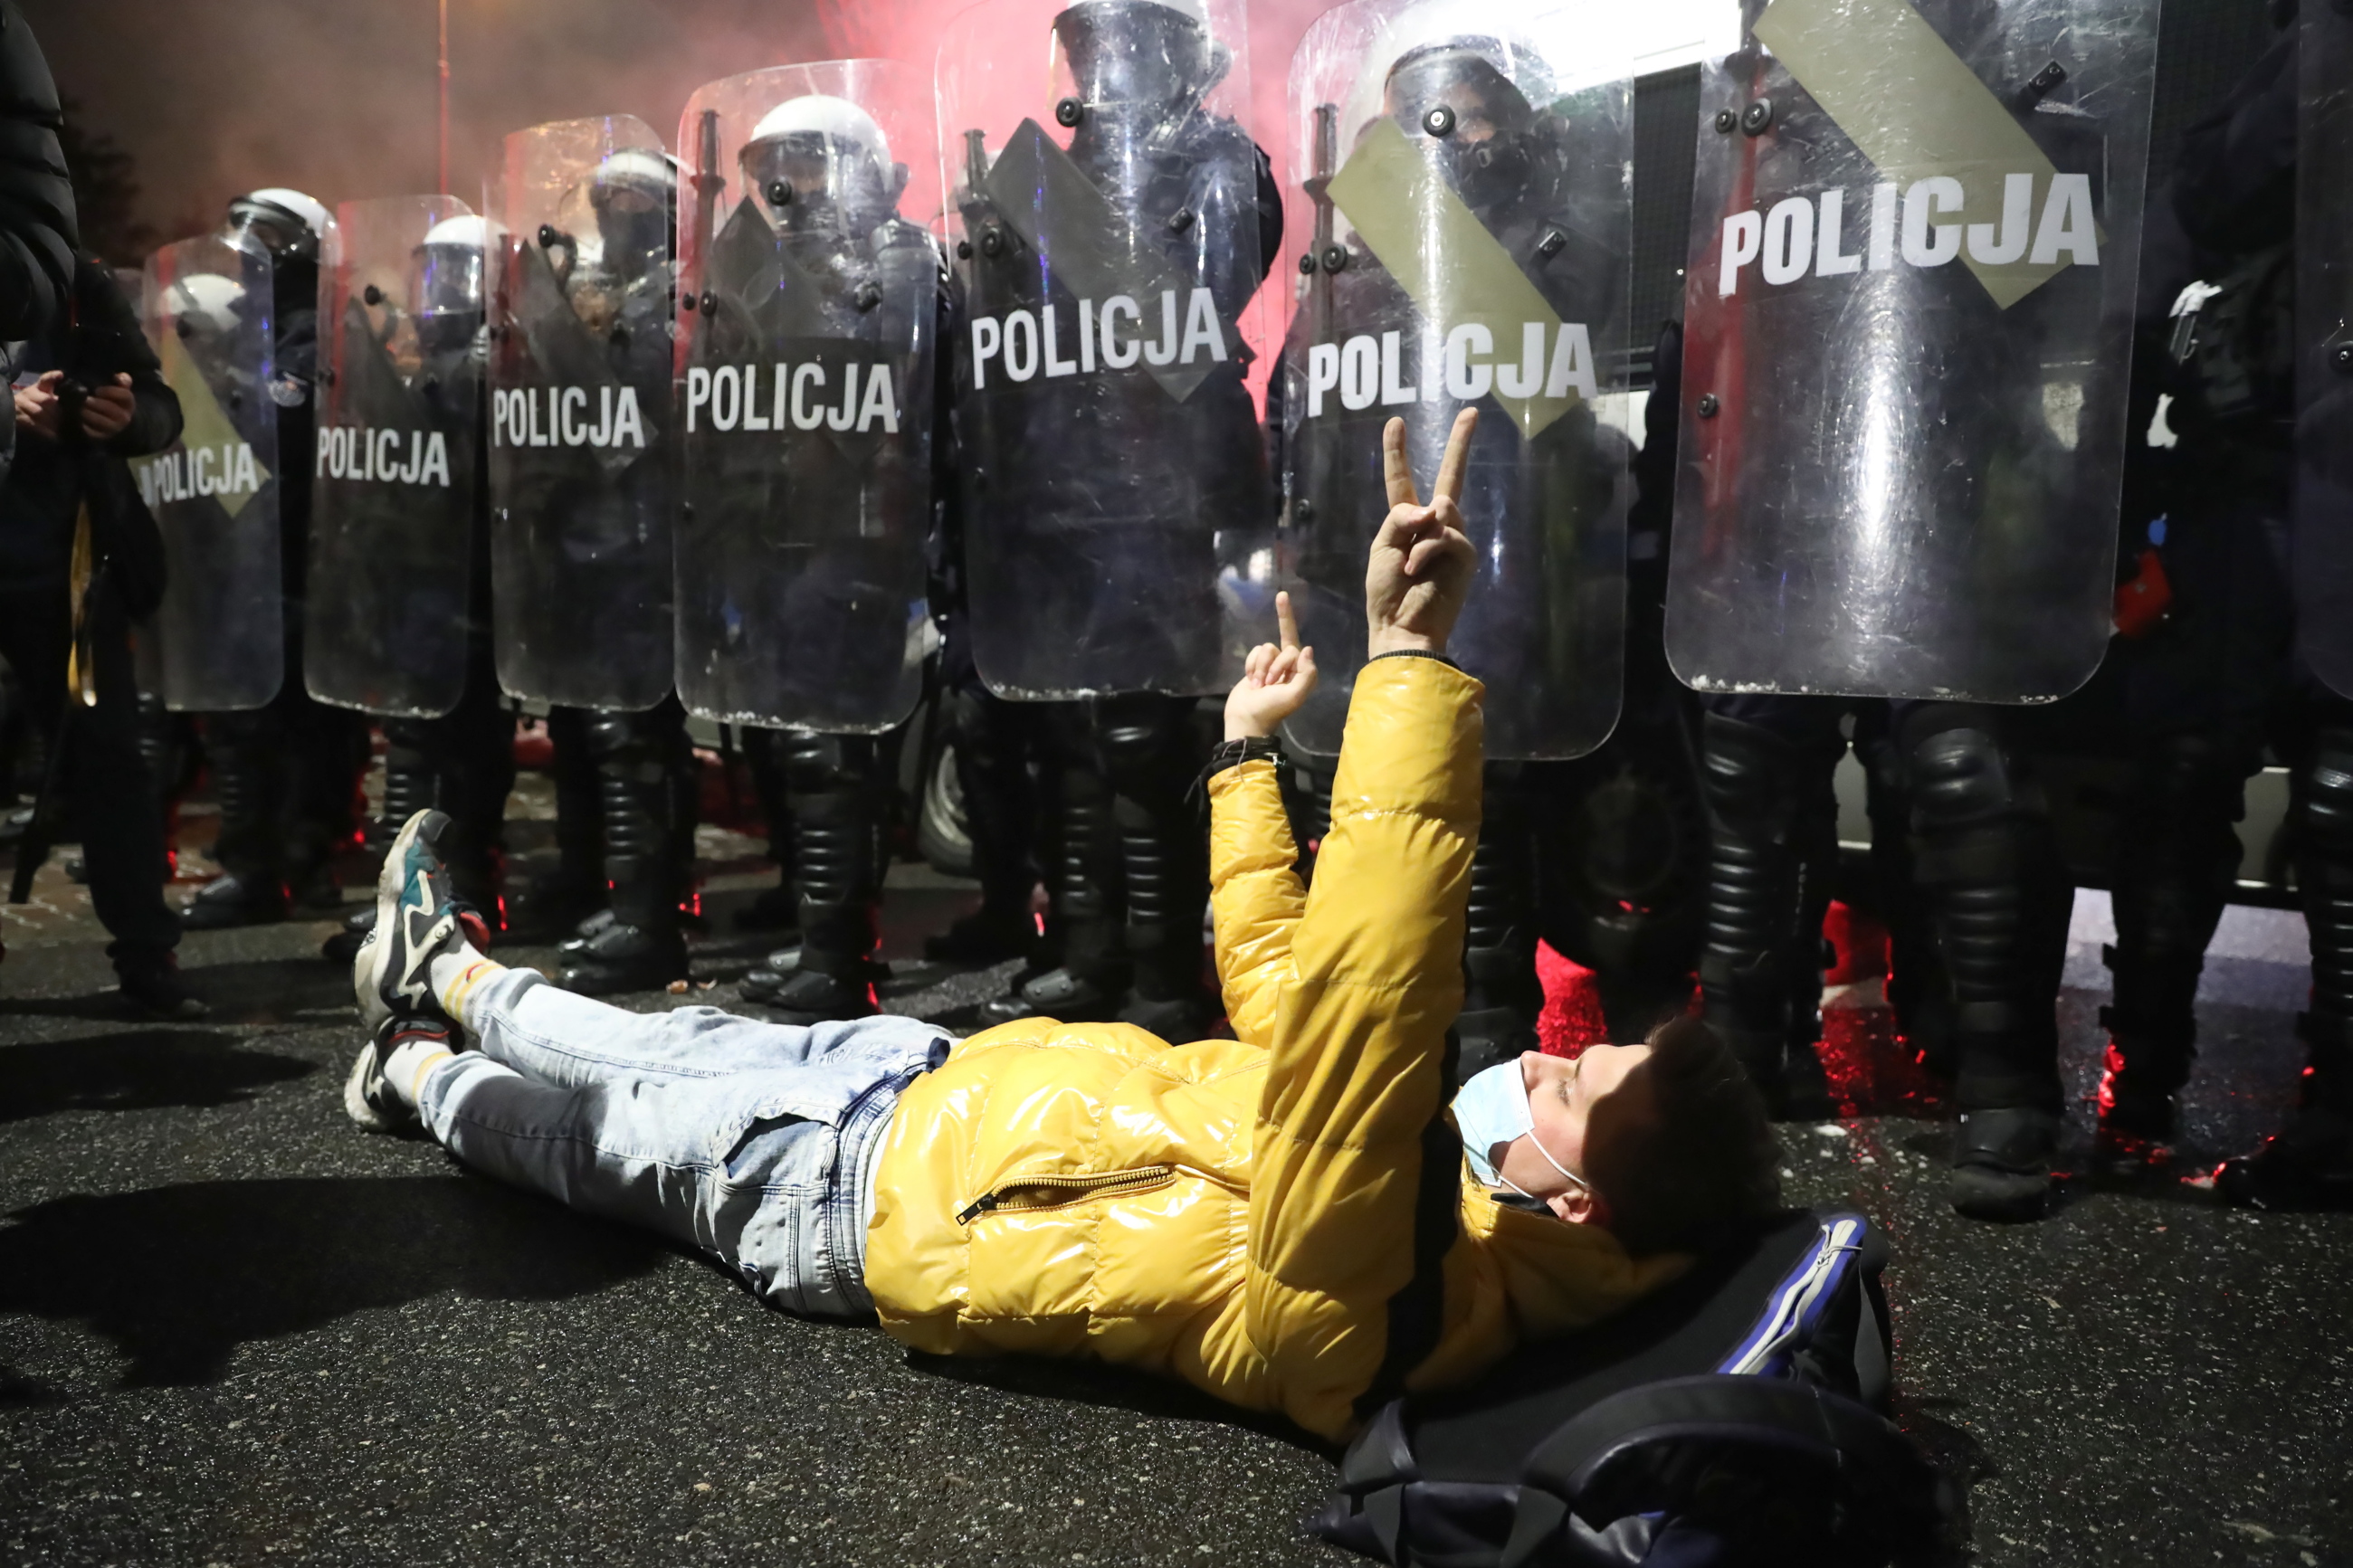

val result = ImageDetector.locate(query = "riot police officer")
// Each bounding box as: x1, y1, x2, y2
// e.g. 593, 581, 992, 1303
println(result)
486, 131, 696, 994
669, 81, 939, 1022
181, 188, 372, 930
310, 204, 512, 965
949, 0, 1282, 1039
1274, 14, 1640, 1070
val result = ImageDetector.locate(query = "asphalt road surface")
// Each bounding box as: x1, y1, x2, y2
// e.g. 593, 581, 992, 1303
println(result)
2, 823, 2347, 1566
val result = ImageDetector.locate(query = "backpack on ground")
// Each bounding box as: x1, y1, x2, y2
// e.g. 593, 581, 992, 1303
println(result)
1310, 1209, 1947, 1567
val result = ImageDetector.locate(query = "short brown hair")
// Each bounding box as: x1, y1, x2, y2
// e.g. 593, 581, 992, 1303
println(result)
1586, 1017, 1784, 1256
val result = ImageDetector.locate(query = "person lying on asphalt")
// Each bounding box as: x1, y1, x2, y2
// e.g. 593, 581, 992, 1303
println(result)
341, 409, 1784, 1442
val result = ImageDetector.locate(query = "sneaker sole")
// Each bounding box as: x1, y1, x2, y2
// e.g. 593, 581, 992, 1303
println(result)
357, 810, 457, 1024
341, 1036, 409, 1134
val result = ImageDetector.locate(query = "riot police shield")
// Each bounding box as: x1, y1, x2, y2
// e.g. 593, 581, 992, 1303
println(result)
129, 235, 284, 712
486, 116, 676, 711
2297, 1, 2353, 699
1664, 0, 2161, 702
1273, 0, 1634, 759
937, 0, 1279, 699
673, 62, 938, 732
305, 195, 483, 717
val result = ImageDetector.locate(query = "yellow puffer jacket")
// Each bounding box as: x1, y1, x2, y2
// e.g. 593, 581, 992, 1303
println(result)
862, 657, 1681, 1440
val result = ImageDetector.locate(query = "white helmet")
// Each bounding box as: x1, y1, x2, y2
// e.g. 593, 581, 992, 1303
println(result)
421, 213, 488, 249
228, 186, 330, 260
749, 95, 892, 167
414, 213, 488, 318
166, 272, 248, 337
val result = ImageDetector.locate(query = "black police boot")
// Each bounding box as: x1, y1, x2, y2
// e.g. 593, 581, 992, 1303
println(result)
114, 947, 209, 1020
746, 749, 883, 1025
735, 728, 800, 935
2097, 727, 2248, 1160
183, 870, 290, 930
1102, 698, 1213, 1041
1897, 708, 2072, 1221
1695, 711, 1841, 1118
981, 713, 1124, 1026
183, 716, 291, 929
926, 681, 1042, 964
520, 707, 608, 935
2220, 725, 2353, 1207
2217, 1012, 2353, 1208
557, 709, 688, 995
2095, 947, 2200, 1157
559, 854, 688, 994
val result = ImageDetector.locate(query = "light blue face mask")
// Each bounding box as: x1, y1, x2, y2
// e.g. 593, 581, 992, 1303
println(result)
1452, 1057, 1590, 1202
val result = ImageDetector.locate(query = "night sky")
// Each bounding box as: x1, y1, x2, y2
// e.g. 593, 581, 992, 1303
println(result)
27, 0, 838, 245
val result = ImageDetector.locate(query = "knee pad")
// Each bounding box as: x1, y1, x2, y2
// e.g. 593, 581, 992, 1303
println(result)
783, 732, 877, 795
1901, 720, 2018, 834
1699, 711, 1812, 848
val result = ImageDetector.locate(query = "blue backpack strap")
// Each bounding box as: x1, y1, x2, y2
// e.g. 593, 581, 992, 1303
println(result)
1714, 1212, 1870, 1378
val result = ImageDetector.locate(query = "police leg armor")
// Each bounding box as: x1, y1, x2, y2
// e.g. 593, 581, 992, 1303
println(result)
1857, 720, 1951, 1077
183, 706, 296, 927
740, 732, 890, 1024
1696, 709, 1839, 1120
1098, 694, 1213, 1039
522, 707, 609, 935
1898, 706, 2072, 1221
2099, 727, 2255, 1146
980, 703, 1126, 1027
1457, 765, 1542, 1080
925, 681, 1043, 965
557, 701, 691, 994
736, 727, 799, 935
2222, 715, 2353, 1207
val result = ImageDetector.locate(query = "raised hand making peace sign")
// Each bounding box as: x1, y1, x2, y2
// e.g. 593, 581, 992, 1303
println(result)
1365, 408, 1479, 659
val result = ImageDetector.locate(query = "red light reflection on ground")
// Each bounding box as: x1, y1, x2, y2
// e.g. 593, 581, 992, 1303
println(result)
1819, 982, 1949, 1118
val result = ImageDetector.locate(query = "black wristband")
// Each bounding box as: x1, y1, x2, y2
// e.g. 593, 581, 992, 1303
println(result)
1203, 735, 1284, 778
1367, 649, 1461, 670
1190, 736, 1284, 820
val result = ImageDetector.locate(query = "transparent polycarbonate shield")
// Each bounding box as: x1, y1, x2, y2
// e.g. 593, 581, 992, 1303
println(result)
305, 195, 482, 717
129, 235, 283, 711
672, 62, 938, 732
2296, 2, 2353, 699
1663, 0, 2160, 702
486, 116, 676, 710
936, 0, 1280, 698
1272, 0, 1634, 760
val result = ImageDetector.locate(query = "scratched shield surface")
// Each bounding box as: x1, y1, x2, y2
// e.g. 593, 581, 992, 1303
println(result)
130, 234, 286, 713
671, 62, 938, 734
1665, 0, 2161, 703
1273, 0, 1637, 759
304, 195, 484, 720
484, 115, 677, 712
936, 0, 1280, 700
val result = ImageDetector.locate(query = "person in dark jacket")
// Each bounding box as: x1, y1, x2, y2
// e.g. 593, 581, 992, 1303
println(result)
0, 0, 75, 347
2, 255, 201, 1015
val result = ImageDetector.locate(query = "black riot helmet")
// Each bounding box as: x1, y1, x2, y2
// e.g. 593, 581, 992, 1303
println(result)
1381, 42, 1551, 214
738, 94, 909, 240
1051, 0, 1229, 137
587, 147, 678, 282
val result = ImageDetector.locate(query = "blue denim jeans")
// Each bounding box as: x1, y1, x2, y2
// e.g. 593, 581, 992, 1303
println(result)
417, 967, 950, 1317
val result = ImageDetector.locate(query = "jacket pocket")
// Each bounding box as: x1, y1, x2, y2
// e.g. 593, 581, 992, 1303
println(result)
955, 1166, 1176, 1224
